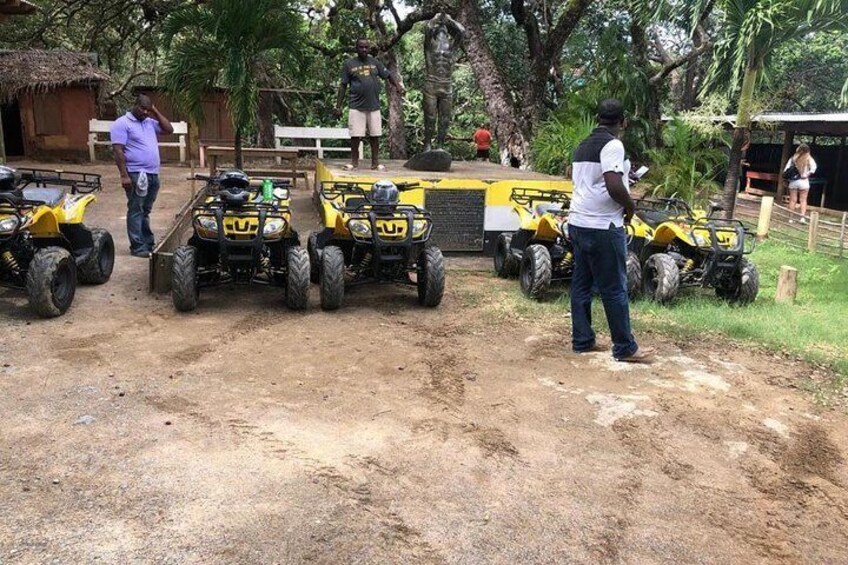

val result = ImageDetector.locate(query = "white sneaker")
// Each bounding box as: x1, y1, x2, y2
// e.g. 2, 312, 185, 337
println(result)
789, 219, 795, 224
799, 217, 807, 225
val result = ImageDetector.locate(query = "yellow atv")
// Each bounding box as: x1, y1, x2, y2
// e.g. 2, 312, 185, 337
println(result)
170, 170, 309, 311
629, 197, 758, 304
495, 187, 641, 300
0, 166, 114, 317
308, 179, 444, 310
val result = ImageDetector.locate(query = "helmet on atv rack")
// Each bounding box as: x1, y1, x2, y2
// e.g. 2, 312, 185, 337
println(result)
0, 166, 20, 192
370, 179, 399, 206
217, 169, 251, 205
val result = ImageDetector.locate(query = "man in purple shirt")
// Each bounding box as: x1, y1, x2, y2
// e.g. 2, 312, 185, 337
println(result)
110, 94, 174, 257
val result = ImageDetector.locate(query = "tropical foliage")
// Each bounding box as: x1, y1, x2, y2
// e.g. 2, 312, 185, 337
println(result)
160, 0, 304, 167
645, 118, 728, 203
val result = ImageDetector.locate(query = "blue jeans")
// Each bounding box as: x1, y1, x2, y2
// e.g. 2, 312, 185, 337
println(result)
125, 172, 160, 253
569, 223, 638, 359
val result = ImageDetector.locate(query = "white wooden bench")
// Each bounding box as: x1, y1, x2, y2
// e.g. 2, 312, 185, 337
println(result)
273, 126, 359, 161
88, 119, 189, 163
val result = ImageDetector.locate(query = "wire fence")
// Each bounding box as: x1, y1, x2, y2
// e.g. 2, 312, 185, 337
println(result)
736, 196, 848, 258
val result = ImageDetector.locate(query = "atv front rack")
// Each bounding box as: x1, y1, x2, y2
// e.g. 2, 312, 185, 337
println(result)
320, 180, 422, 205
510, 187, 571, 208
16, 168, 102, 194
691, 217, 756, 255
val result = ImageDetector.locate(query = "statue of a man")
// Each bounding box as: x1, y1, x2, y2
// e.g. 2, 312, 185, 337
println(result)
423, 12, 465, 152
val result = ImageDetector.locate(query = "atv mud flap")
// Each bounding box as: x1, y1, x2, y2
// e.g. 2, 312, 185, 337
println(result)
149, 186, 210, 293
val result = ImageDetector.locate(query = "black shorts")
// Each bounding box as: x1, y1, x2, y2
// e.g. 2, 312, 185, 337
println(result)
476, 148, 490, 160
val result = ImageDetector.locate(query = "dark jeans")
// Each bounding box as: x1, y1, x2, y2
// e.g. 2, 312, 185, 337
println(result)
569, 223, 638, 359
125, 172, 160, 253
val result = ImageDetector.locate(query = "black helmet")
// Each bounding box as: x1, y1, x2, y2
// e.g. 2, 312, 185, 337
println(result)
370, 179, 399, 206
217, 169, 251, 205
0, 166, 20, 192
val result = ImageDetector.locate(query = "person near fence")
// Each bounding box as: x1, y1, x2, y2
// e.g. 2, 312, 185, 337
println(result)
334, 38, 404, 171
784, 143, 817, 224
110, 94, 174, 257
568, 99, 653, 363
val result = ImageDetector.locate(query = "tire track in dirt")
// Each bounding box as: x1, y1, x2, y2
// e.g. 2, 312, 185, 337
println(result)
166, 310, 285, 365
141, 396, 444, 561
407, 320, 523, 463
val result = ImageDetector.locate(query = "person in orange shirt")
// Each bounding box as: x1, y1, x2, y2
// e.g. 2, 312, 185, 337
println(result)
473, 124, 492, 161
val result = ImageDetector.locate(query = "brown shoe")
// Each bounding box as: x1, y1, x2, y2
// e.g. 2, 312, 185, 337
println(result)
616, 347, 655, 363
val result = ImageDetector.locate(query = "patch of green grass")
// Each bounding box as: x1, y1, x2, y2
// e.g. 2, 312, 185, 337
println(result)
631, 241, 848, 382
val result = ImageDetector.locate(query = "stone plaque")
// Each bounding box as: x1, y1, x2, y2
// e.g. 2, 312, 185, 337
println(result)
424, 188, 485, 251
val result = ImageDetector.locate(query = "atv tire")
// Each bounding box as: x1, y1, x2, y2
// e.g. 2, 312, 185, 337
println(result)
494, 233, 519, 278
307, 232, 321, 284
286, 246, 310, 310
320, 245, 345, 311
171, 245, 199, 312
519, 244, 551, 300
26, 246, 77, 318
78, 228, 115, 285
642, 253, 679, 303
626, 251, 642, 300
417, 246, 445, 307
716, 258, 759, 304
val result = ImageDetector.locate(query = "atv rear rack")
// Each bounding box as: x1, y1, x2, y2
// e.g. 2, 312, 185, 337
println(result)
16, 168, 102, 194
510, 187, 571, 208
634, 197, 694, 221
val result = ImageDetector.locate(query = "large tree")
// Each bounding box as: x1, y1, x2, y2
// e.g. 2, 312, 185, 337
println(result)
704, 0, 848, 216
160, 0, 304, 168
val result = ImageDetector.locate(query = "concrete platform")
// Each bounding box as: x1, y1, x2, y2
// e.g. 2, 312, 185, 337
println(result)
315, 159, 571, 254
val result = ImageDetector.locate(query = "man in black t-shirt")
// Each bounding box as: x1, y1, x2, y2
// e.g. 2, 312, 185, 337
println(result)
334, 38, 404, 170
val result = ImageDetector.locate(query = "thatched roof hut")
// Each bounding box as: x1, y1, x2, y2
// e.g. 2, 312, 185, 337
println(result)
0, 49, 110, 102
0, 0, 38, 16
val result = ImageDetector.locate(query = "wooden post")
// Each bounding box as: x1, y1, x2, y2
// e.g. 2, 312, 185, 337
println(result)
776, 266, 798, 303
839, 211, 847, 258
807, 211, 820, 252
756, 196, 774, 240
776, 129, 794, 201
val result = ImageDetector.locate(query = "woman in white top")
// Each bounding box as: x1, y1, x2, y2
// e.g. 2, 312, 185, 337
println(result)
783, 143, 818, 223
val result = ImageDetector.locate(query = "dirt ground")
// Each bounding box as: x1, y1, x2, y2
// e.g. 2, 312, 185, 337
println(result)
2, 162, 847, 564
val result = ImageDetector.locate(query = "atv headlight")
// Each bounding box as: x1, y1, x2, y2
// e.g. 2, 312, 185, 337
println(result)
349, 219, 372, 238
196, 216, 218, 231
263, 219, 286, 237
0, 216, 19, 233
412, 219, 430, 237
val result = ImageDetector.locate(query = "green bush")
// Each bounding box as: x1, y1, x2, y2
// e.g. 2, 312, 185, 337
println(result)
645, 118, 728, 204
530, 112, 596, 176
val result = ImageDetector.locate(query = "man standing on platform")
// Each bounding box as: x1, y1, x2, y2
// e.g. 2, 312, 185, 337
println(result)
568, 99, 652, 363
334, 38, 404, 171
110, 94, 173, 258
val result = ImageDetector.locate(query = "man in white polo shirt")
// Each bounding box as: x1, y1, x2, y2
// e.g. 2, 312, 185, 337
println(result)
568, 99, 652, 363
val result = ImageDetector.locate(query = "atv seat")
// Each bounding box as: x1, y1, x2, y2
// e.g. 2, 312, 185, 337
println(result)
636, 209, 671, 228
344, 197, 368, 211
535, 203, 563, 216
22, 187, 66, 206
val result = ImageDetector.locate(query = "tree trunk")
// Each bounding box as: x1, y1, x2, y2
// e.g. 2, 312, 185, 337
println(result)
720, 65, 759, 218
235, 125, 243, 170
256, 91, 275, 148
386, 53, 407, 159
629, 17, 662, 147
456, 0, 529, 167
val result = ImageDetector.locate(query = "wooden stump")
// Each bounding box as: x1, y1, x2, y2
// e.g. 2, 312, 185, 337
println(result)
775, 266, 797, 304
